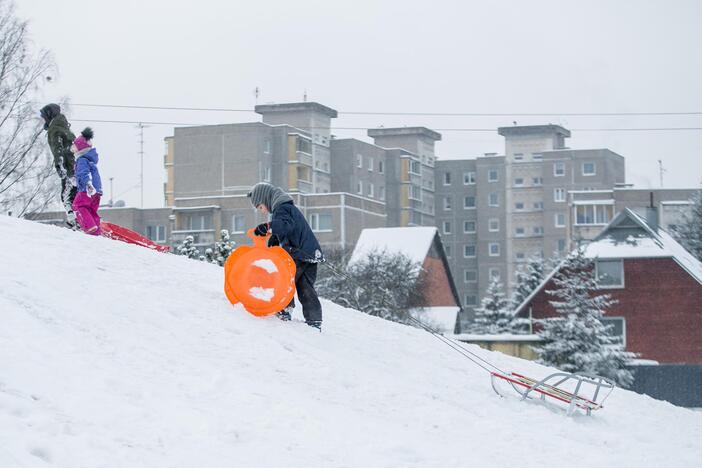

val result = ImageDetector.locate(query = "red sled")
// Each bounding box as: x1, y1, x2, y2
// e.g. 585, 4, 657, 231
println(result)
100, 221, 170, 253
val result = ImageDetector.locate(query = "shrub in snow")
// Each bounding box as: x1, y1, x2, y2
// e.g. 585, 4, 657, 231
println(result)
469, 278, 527, 334
177, 235, 200, 260
212, 229, 235, 266
535, 247, 636, 387
317, 247, 427, 326
672, 189, 702, 262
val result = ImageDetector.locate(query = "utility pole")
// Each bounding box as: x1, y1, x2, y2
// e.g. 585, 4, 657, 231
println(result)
136, 122, 148, 208
109, 177, 114, 207
658, 159, 666, 188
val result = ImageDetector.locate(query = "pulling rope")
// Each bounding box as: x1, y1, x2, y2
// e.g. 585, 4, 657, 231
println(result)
320, 261, 507, 376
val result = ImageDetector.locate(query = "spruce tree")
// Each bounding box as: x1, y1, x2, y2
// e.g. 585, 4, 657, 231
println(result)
672, 189, 702, 261
536, 247, 636, 387
511, 256, 545, 311
212, 229, 235, 266
470, 278, 525, 334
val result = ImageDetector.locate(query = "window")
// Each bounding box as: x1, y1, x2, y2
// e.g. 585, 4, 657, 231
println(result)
582, 162, 596, 176
185, 213, 213, 230
464, 196, 476, 209
445, 245, 451, 258
514, 177, 524, 187
515, 202, 525, 211
554, 162, 565, 176
489, 193, 499, 207
532, 177, 543, 186
555, 213, 566, 227
464, 270, 477, 283
146, 225, 166, 242
489, 268, 500, 281
443, 196, 452, 210
489, 242, 500, 256
263, 139, 271, 154
296, 138, 312, 154
309, 213, 333, 232
514, 153, 524, 161
357, 154, 363, 168
443, 221, 452, 235
463, 220, 476, 233
557, 239, 567, 252
532, 153, 543, 160
464, 295, 478, 307
409, 185, 422, 201
443, 172, 452, 185
489, 218, 499, 232
601, 317, 626, 345
409, 160, 421, 175
533, 226, 544, 235
596, 259, 624, 288
368, 183, 374, 198
554, 188, 566, 202
515, 252, 526, 260
464, 244, 476, 258
357, 180, 363, 195
378, 161, 384, 174
488, 169, 499, 182
379, 186, 386, 201
464, 172, 476, 185
263, 166, 271, 182
515, 227, 525, 237
575, 205, 614, 225
368, 157, 374, 171
232, 215, 246, 233
533, 201, 544, 211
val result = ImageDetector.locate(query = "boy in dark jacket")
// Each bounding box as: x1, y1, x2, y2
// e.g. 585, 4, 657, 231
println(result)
40, 103, 77, 227
248, 182, 324, 331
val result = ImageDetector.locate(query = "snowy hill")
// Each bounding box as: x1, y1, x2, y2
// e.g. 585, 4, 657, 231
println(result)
1, 216, 701, 468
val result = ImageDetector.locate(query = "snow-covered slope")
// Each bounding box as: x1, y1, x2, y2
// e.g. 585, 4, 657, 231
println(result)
1, 216, 700, 468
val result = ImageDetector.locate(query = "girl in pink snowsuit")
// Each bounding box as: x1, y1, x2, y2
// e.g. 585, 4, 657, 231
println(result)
71, 128, 103, 235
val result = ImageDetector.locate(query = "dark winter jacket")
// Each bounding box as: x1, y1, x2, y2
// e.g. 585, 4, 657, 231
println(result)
41, 105, 76, 179
74, 148, 102, 194
270, 201, 323, 263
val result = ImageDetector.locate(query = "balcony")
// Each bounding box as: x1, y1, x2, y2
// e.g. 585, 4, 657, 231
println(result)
171, 229, 216, 247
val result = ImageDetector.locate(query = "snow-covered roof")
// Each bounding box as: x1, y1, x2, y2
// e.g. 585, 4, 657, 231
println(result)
410, 307, 459, 334
449, 333, 543, 342
349, 227, 438, 265
514, 208, 702, 315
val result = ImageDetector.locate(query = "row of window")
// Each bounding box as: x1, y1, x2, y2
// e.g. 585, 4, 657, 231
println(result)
443, 243, 501, 258
441, 162, 597, 188
553, 161, 597, 177
443, 170, 497, 185
443, 189, 566, 212
356, 181, 386, 200
356, 154, 385, 174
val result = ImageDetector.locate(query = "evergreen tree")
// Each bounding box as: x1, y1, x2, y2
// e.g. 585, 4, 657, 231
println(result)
177, 235, 200, 259
510, 256, 545, 311
535, 247, 636, 387
470, 278, 526, 334
212, 229, 235, 266
672, 189, 702, 261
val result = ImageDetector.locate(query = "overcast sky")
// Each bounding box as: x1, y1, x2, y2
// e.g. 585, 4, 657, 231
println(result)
18, 0, 702, 209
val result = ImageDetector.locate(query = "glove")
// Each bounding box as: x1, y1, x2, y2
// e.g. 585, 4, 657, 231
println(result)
254, 223, 269, 236
86, 182, 97, 197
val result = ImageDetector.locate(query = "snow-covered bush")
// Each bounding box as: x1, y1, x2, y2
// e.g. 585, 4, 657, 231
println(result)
469, 278, 527, 334
177, 235, 200, 259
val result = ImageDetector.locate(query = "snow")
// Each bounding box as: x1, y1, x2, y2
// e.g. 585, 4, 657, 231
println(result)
349, 226, 438, 265
450, 334, 543, 342
252, 258, 278, 274
410, 306, 459, 334
1, 215, 702, 467
248, 286, 274, 301
584, 235, 670, 259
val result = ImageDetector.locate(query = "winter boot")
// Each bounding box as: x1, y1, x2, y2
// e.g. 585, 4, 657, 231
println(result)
65, 211, 78, 229
306, 321, 322, 332
276, 307, 293, 321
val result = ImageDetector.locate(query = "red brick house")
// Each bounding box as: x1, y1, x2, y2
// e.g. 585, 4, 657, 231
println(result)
350, 227, 462, 333
514, 208, 702, 364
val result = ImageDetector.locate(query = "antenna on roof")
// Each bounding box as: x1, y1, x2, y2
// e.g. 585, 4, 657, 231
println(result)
303, 89, 307, 102
253, 86, 260, 105
658, 159, 666, 188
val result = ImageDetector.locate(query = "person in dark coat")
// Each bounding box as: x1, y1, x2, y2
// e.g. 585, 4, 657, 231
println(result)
248, 182, 324, 331
40, 103, 77, 226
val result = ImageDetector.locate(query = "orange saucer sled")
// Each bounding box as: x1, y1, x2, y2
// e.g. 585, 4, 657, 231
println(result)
224, 229, 297, 316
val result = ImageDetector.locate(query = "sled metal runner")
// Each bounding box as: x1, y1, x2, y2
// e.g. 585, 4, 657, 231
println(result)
490, 370, 615, 416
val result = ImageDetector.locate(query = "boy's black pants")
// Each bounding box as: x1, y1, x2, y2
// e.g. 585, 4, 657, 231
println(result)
287, 261, 322, 323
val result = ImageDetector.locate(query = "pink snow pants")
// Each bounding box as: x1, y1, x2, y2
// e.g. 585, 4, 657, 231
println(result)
73, 192, 102, 235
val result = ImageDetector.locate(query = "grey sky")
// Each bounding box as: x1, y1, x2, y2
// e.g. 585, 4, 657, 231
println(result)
18, 0, 702, 208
